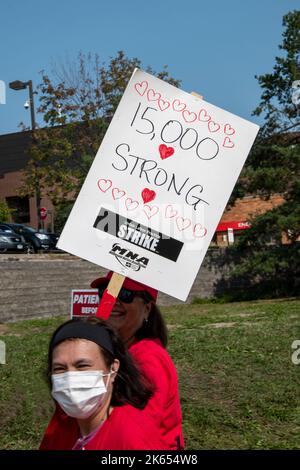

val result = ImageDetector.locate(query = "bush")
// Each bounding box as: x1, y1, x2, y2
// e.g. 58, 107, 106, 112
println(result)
0, 199, 12, 222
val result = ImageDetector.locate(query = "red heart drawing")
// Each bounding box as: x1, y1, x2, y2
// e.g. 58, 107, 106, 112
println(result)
134, 81, 148, 96
223, 137, 235, 148
112, 188, 126, 200
97, 179, 112, 192
224, 124, 235, 135
198, 109, 211, 122
193, 224, 207, 238
143, 205, 159, 219
158, 98, 170, 111
142, 188, 156, 204
165, 205, 178, 218
176, 217, 191, 231
182, 110, 197, 123
159, 144, 175, 160
172, 99, 186, 112
125, 198, 139, 211
208, 120, 220, 133
147, 89, 161, 101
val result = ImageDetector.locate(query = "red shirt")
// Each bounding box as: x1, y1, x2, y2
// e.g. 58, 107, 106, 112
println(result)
129, 339, 184, 450
40, 404, 78, 450
84, 405, 168, 450
40, 404, 167, 450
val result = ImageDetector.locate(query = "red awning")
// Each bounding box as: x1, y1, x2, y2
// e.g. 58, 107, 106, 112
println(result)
216, 221, 251, 232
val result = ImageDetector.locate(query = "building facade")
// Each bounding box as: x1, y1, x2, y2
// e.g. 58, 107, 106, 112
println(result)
0, 130, 54, 230
214, 194, 285, 246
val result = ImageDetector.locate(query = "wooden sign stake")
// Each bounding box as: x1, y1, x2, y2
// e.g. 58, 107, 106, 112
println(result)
95, 272, 125, 319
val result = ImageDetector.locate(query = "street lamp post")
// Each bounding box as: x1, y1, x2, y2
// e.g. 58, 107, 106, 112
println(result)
9, 79, 41, 229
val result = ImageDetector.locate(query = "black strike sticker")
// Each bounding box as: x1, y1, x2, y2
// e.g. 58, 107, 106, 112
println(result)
93, 207, 183, 262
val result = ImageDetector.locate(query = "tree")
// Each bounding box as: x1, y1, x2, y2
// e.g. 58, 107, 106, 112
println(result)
253, 10, 300, 136
226, 10, 300, 299
0, 199, 12, 222
20, 51, 180, 230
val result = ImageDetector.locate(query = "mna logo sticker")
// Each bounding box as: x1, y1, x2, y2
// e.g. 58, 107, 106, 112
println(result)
0, 80, 6, 104
109, 243, 149, 271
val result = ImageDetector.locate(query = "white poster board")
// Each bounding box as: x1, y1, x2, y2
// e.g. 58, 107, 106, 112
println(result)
57, 69, 259, 300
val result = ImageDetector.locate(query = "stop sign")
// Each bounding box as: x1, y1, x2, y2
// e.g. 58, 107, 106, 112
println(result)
40, 207, 47, 220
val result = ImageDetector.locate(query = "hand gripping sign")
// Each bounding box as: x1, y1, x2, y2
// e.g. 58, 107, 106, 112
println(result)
57, 69, 259, 310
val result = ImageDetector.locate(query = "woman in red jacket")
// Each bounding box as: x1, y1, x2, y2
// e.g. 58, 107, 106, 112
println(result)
40, 317, 167, 450
92, 271, 184, 450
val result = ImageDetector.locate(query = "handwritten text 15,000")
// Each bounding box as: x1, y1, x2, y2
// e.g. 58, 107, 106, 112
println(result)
131, 103, 220, 161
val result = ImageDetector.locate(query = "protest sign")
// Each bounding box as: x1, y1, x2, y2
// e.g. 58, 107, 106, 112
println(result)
57, 69, 259, 300
71, 290, 99, 317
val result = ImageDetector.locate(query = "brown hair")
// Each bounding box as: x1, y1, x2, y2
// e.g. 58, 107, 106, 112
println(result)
135, 293, 168, 348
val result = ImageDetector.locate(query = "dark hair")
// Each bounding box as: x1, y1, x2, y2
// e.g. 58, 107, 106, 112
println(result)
135, 292, 168, 348
47, 317, 153, 410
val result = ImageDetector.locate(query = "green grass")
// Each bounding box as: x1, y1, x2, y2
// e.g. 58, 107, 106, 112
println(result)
0, 299, 300, 449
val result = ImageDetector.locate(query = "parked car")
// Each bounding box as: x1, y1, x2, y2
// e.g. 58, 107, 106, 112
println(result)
38, 229, 61, 251
0, 223, 50, 253
0, 228, 28, 253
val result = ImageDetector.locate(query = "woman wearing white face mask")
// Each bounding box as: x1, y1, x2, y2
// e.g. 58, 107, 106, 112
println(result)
40, 317, 168, 450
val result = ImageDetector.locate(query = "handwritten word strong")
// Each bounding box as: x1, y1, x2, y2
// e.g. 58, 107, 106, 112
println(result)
112, 143, 209, 211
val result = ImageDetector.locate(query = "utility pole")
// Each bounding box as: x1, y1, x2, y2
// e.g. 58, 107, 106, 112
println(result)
9, 79, 41, 229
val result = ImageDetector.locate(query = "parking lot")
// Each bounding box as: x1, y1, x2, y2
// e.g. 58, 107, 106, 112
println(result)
0, 223, 60, 254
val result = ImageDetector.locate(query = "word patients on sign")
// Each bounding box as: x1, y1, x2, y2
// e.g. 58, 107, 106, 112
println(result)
57, 69, 259, 300
71, 290, 99, 317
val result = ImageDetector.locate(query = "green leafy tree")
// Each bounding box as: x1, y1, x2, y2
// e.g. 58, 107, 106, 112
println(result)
20, 51, 180, 230
52, 200, 74, 233
0, 199, 12, 222
253, 10, 300, 136
225, 10, 300, 299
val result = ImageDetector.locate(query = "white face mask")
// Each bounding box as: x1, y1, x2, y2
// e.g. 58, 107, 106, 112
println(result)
51, 370, 113, 419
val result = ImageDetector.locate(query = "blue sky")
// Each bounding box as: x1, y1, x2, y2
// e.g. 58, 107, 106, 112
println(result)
0, 0, 298, 135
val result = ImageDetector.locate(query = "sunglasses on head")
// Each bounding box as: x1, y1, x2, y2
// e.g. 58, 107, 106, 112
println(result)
97, 285, 149, 304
